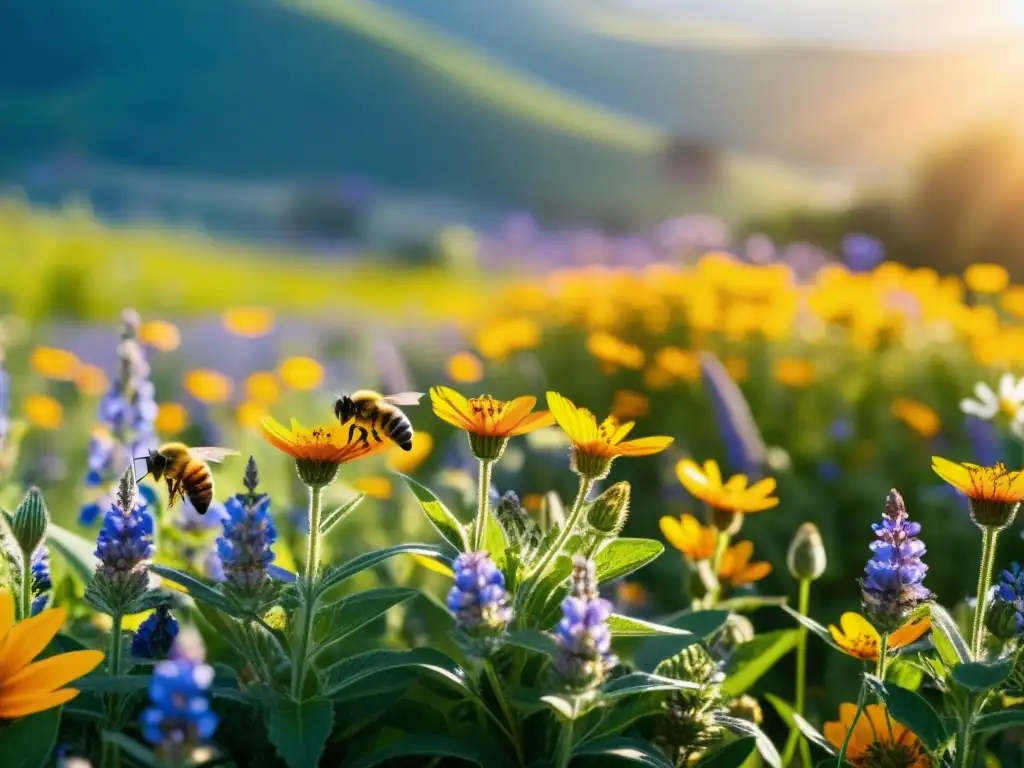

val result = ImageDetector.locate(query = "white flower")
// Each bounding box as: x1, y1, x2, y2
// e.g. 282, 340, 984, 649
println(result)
960, 373, 1024, 421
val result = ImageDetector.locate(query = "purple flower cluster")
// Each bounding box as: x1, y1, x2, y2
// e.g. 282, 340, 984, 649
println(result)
447, 551, 512, 634
552, 556, 617, 690
132, 605, 180, 660
30, 546, 51, 616
860, 489, 932, 629
216, 494, 277, 598
94, 474, 155, 609
987, 563, 1024, 641
80, 310, 158, 526
141, 627, 218, 757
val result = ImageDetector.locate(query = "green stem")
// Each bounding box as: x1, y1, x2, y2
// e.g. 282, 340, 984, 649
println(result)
102, 613, 124, 768
794, 578, 814, 768
707, 531, 730, 608
876, 633, 889, 682
836, 676, 868, 768
108, 614, 123, 676
521, 476, 593, 612
484, 660, 525, 768
292, 484, 324, 699
19, 552, 31, 621
472, 460, 494, 551
971, 526, 1000, 658
556, 718, 574, 768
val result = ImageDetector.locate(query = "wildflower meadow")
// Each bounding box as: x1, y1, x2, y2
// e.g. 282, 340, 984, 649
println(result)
6, 203, 1024, 768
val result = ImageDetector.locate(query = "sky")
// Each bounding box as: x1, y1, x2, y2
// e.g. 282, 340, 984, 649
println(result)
593, 0, 1024, 49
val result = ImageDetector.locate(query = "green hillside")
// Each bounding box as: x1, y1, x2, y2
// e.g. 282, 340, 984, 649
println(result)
0, 0, 834, 226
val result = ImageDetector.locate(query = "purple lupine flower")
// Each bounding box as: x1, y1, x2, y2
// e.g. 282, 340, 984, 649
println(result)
93, 471, 154, 608
699, 352, 766, 478
216, 494, 277, 598
446, 551, 512, 634
964, 416, 1001, 467
140, 627, 218, 758
552, 568, 618, 691
860, 489, 932, 629
987, 563, 1024, 641
841, 233, 885, 273
30, 546, 51, 616
132, 605, 180, 660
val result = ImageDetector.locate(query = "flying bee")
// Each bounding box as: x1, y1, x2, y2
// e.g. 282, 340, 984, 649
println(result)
332, 390, 424, 452
134, 443, 240, 515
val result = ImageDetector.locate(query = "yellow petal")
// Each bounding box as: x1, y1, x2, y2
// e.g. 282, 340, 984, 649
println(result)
609, 420, 636, 444
677, 459, 710, 497
0, 607, 66, 679
724, 474, 748, 492
430, 387, 475, 431
889, 616, 931, 649
727, 541, 753, 568
659, 516, 690, 554
546, 391, 585, 442
615, 436, 673, 457
0, 688, 79, 719
0, 591, 13, 643
839, 612, 878, 642
738, 562, 771, 582
1, 650, 105, 696
496, 396, 536, 434
259, 417, 297, 455
745, 477, 777, 499
507, 410, 556, 436
931, 456, 971, 491
704, 459, 722, 489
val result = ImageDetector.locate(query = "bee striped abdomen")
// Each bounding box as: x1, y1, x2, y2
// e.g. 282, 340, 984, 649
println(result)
387, 413, 414, 451
183, 461, 215, 514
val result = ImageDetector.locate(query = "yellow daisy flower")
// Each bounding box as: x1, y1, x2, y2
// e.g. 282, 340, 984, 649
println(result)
828, 613, 931, 661
182, 369, 233, 404
260, 416, 387, 487
0, 591, 104, 718
431, 386, 554, 461
222, 306, 275, 338
659, 513, 718, 561
546, 391, 672, 479
29, 347, 79, 381
718, 541, 772, 585
24, 395, 63, 430
676, 458, 778, 531
931, 456, 1024, 528
823, 703, 931, 767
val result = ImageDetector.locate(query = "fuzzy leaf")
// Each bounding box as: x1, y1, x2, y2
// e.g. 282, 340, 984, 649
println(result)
715, 714, 781, 768
74, 675, 152, 695
397, 474, 467, 551
865, 676, 946, 752
974, 708, 1024, 734
573, 737, 675, 767
594, 538, 663, 583
320, 544, 443, 593
694, 738, 758, 768
0, 707, 62, 768
601, 672, 700, 701
268, 698, 334, 768
780, 605, 841, 651
607, 614, 693, 637
951, 659, 1012, 692
322, 647, 469, 700
576, 697, 664, 745
722, 629, 800, 697
101, 733, 157, 767
46, 523, 98, 584
504, 629, 559, 656
929, 603, 971, 664
318, 493, 367, 538
346, 735, 483, 768
764, 694, 835, 756
149, 564, 237, 615
311, 587, 418, 658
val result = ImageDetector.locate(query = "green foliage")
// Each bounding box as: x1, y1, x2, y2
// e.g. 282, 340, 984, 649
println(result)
268, 698, 334, 768
0, 708, 61, 768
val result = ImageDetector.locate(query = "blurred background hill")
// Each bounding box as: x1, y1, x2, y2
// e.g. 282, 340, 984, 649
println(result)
5, 0, 1024, 242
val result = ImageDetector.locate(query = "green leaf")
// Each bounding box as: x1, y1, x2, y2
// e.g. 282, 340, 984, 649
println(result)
656, 609, 732, 637
780, 605, 841, 651
522, 554, 574, 619
594, 538, 664, 583
322, 647, 470, 700
865, 676, 946, 752
577, 697, 664, 745
608, 614, 693, 637
722, 629, 800, 697
101, 732, 157, 767
929, 603, 971, 665
397, 473, 467, 551
311, 587, 418, 658
951, 659, 1012, 692
633, 610, 729, 671
541, 693, 588, 721
504, 628, 559, 656
974, 708, 1024, 734
268, 697, 334, 768
694, 738, 758, 768
716, 595, 788, 613
46, 523, 98, 584
602, 672, 700, 701
715, 714, 781, 768
484, 507, 508, 564
150, 564, 236, 615
321, 544, 444, 593
573, 737, 675, 767
346, 735, 483, 768
74, 675, 152, 695
886, 659, 924, 692
0, 707, 62, 768
318, 493, 367, 538
764, 694, 835, 756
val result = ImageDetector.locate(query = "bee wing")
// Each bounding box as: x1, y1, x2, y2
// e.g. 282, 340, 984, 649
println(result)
189, 447, 240, 463
381, 392, 425, 406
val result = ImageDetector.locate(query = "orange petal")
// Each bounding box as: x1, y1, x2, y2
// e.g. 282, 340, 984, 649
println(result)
430, 387, 475, 430
615, 435, 674, 457
259, 417, 299, 457
0, 607, 66, 679
736, 495, 780, 513
727, 541, 754, 568
737, 561, 771, 583
724, 474, 748, 492
677, 459, 709, 496
1, 650, 105, 696
0, 591, 13, 643
496, 396, 537, 434
609, 420, 636, 444
745, 476, 777, 498
889, 616, 931, 649
0, 687, 79, 719
506, 410, 556, 436
659, 517, 691, 555
822, 721, 847, 753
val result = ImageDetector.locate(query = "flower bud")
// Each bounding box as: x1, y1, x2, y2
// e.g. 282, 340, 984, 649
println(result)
11, 487, 48, 557
787, 522, 826, 582
468, 433, 509, 463
587, 482, 630, 536
727, 694, 763, 726
986, 598, 1024, 642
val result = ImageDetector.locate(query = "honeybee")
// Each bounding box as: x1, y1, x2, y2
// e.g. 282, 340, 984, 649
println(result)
135, 443, 240, 514
332, 390, 424, 452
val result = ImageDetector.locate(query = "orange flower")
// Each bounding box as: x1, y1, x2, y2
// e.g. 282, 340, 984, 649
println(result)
430, 387, 554, 439
236, 401, 267, 429
828, 613, 931, 661
718, 541, 771, 585
676, 459, 778, 515
155, 402, 189, 434
611, 389, 650, 421
139, 320, 181, 352
964, 263, 1009, 294
659, 514, 717, 561
30, 347, 79, 380
74, 364, 109, 397
24, 395, 63, 430
773, 358, 816, 387
353, 476, 393, 500
222, 306, 275, 338
183, 369, 233, 404
546, 391, 672, 478
823, 704, 931, 768
445, 352, 484, 384
891, 398, 940, 438
277, 357, 324, 391
244, 372, 280, 405
931, 455, 1024, 527
260, 417, 387, 466
386, 431, 433, 475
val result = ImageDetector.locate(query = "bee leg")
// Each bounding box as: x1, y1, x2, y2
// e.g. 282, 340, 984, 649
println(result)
371, 426, 383, 443
349, 423, 370, 447
167, 477, 183, 507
